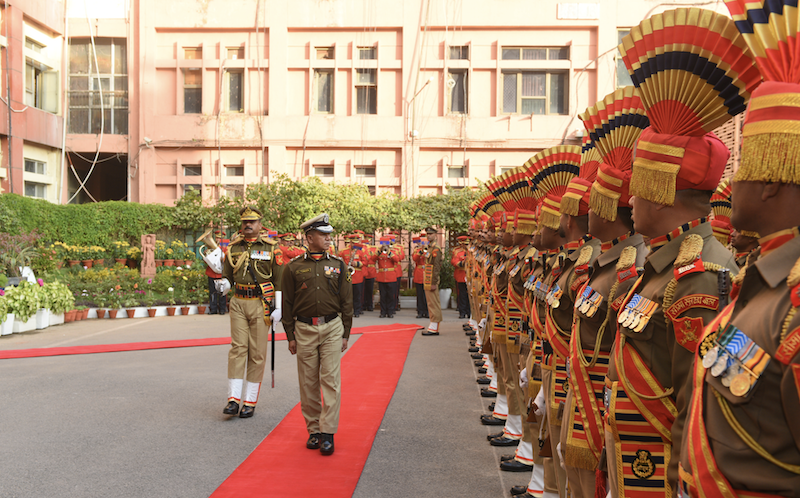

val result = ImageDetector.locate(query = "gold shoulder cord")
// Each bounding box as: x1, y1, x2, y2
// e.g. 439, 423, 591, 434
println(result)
253, 244, 273, 280
575, 279, 620, 369
713, 390, 800, 474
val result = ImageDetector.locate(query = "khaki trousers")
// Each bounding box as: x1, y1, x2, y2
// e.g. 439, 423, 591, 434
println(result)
295, 315, 344, 434
228, 297, 270, 383
560, 390, 598, 498
497, 343, 524, 418
542, 369, 568, 498
604, 429, 619, 498
424, 288, 442, 323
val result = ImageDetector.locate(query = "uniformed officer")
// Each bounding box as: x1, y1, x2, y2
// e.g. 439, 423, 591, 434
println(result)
376, 236, 400, 318
452, 236, 470, 319
412, 235, 429, 319
361, 234, 377, 312
281, 213, 353, 456
422, 227, 444, 336
340, 234, 365, 318
215, 207, 284, 418
679, 3, 800, 496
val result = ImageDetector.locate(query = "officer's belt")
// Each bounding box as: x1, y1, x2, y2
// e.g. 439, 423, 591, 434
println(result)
234, 284, 261, 299
378, 268, 394, 272
296, 313, 338, 326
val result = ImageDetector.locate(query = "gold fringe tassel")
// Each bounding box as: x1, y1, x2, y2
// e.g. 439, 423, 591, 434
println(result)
737, 134, 800, 184
540, 210, 561, 231
590, 185, 620, 222
630, 160, 679, 206
565, 444, 599, 472
740, 230, 761, 238
561, 194, 582, 217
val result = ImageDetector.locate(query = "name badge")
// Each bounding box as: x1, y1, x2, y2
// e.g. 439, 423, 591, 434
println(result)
251, 250, 271, 261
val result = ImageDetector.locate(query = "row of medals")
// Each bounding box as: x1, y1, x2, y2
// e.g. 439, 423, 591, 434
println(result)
574, 286, 603, 318
701, 340, 753, 397
617, 294, 656, 333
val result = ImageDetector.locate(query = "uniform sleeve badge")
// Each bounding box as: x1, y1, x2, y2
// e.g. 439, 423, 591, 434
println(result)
673, 315, 704, 352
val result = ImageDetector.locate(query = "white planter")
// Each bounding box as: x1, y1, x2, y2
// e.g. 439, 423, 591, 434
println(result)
12, 315, 36, 333
1, 314, 15, 335
50, 312, 65, 326
398, 297, 416, 309
439, 288, 452, 308
35, 308, 51, 329
451, 297, 458, 309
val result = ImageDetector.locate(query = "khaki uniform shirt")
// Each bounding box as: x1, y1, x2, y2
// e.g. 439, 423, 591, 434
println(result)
281, 252, 354, 342
222, 234, 284, 290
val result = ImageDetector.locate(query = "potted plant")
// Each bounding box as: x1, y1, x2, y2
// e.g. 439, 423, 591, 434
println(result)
123, 294, 140, 318
166, 286, 176, 316
35, 279, 51, 329
111, 241, 130, 265
0, 291, 13, 336
93, 290, 109, 319
438, 250, 455, 309
107, 286, 123, 318
127, 246, 142, 267
5, 281, 42, 333
64, 308, 77, 323
154, 240, 167, 266
45, 281, 75, 326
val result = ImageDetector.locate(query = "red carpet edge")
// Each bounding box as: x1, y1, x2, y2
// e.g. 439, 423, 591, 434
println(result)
210, 325, 418, 498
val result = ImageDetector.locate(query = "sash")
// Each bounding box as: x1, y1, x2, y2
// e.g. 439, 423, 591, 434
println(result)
547, 355, 569, 424
258, 281, 276, 326
567, 343, 610, 470
491, 273, 508, 343
683, 301, 742, 498
507, 287, 525, 354
423, 263, 434, 290
544, 305, 571, 360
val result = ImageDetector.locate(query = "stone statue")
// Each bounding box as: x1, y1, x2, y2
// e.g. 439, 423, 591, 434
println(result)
141, 234, 156, 278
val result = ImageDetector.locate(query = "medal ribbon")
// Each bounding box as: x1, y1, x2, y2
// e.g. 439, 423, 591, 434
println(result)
649, 217, 707, 252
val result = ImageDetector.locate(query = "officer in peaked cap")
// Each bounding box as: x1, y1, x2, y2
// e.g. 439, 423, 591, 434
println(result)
281, 212, 353, 456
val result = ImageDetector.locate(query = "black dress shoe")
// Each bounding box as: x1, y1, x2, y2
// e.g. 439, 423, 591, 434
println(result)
468, 347, 480, 353
488, 402, 495, 411
320, 433, 334, 456
490, 436, 520, 447
239, 405, 255, 418
500, 454, 515, 462
480, 414, 506, 426
223, 401, 239, 415
459, 314, 468, 319
476, 376, 491, 384
478, 367, 487, 374
416, 314, 424, 318
306, 433, 321, 449
421, 330, 439, 336
471, 353, 483, 359
465, 330, 476, 336
486, 431, 504, 441
422, 314, 429, 318
462, 324, 472, 330
516, 493, 538, 498
510, 485, 528, 495
380, 314, 386, 318
388, 314, 394, 318
501, 459, 534, 472
480, 388, 498, 398
474, 360, 485, 367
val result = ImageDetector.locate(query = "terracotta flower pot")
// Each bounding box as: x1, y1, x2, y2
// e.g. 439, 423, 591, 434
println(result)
108, 309, 119, 319
175, 259, 186, 267
197, 305, 207, 315
166, 307, 176, 316
65, 310, 77, 322
81, 259, 93, 268
94, 259, 104, 266
68, 260, 79, 267
56, 261, 64, 269
155, 259, 163, 267
81, 308, 89, 319
164, 259, 175, 267
147, 308, 157, 317
184, 261, 193, 268
115, 258, 126, 265
126, 309, 136, 318
75, 310, 83, 321
180, 306, 190, 315
96, 309, 106, 319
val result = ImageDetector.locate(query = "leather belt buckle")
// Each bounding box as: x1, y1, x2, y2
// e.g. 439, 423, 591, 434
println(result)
312, 316, 325, 326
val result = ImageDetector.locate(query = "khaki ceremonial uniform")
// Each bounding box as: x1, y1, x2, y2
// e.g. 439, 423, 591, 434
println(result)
680, 236, 800, 496
281, 252, 354, 434
223, 234, 283, 394
605, 222, 737, 496
560, 234, 647, 498
424, 242, 444, 324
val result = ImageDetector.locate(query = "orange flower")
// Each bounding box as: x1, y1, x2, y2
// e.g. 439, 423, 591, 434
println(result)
115, 285, 121, 290
134, 283, 138, 289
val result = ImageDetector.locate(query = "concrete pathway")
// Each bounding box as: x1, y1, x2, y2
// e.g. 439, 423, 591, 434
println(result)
0, 305, 524, 497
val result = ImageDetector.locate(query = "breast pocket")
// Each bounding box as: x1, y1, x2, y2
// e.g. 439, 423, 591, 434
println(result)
296, 271, 315, 291
325, 271, 341, 294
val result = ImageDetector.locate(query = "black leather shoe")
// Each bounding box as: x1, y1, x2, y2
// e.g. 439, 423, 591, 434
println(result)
476, 376, 491, 385
488, 402, 495, 411
466, 330, 476, 336
320, 433, 334, 456
486, 431, 504, 441
478, 367, 487, 374
380, 314, 386, 318
471, 353, 483, 359
421, 330, 439, 336
480, 414, 505, 426
516, 493, 538, 498
490, 436, 520, 447
474, 360, 485, 367
306, 433, 321, 449
416, 314, 424, 318
462, 324, 472, 330
459, 314, 468, 319
500, 454, 515, 462
468, 347, 480, 352
388, 314, 394, 318
501, 459, 534, 472
239, 405, 255, 418
223, 401, 239, 415
510, 485, 528, 495
480, 388, 498, 398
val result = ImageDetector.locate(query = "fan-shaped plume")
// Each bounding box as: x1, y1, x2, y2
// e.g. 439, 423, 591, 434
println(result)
619, 8, 762, 136
580, 86, 649, 172
524, 145, 583, 201
710, 178, 732, 223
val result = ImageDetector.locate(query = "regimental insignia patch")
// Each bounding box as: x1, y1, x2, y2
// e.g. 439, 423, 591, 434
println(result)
673, 315, 704, 352
631, 449, 656, 479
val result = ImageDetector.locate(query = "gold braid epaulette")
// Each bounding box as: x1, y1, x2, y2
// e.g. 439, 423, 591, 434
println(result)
567, 245, 594, 293
781, 258, 800, 342
662, 234, 725, 323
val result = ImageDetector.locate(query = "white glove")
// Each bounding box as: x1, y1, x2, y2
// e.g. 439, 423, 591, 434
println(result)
519, 367, 528, 390
533, 387, 545, 417
270, 291, 283, 323
478, 318, 487, 331
557, 442, 566, 470
215, 278, 231, 295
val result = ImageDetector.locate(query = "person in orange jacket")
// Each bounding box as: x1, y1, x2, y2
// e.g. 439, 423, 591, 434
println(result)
411, 235, 429, 319
451, 236, 469, 319
376, 236, 400, 318
389, 232, 405, 311
339, 234, 365, 317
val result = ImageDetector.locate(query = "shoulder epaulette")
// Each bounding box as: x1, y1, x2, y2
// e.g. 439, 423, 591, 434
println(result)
289, 254, 305, 264
673, 234, 708, 281
575, 245, 593, 268
616, 246, 638, 283
264, 238, 278, 246
229, 233, 245, 245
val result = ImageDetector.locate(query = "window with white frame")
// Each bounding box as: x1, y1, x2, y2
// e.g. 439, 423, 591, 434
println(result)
314, 70, 334, 113
448, 70, 468, 114
184, 69, 202, 114
449, 45, 469, 60
316, 47, 334, 60
447, 165, 466, 178
356, 69, 377, 115
355, 166, 376, 177
183, 165, 202, 176
314, 166, 334, 178
24, 158, 46, 175
24, 182, 47, 199
225, 70, 244, 112
222, 185, 244, 198
227, 47, 244, 60
502, 71, 568, 115
184, 47, 202, 59
358, 47, 376, 60
24, 38, 58, 113
616, 30, 633, 88
225, 166, 244, 177
68, 38, 128, 134
502, 47, 569, 60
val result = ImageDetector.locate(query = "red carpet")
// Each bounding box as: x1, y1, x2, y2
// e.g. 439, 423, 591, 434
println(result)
0, 323, 420, 360
210, 324, 419, 498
